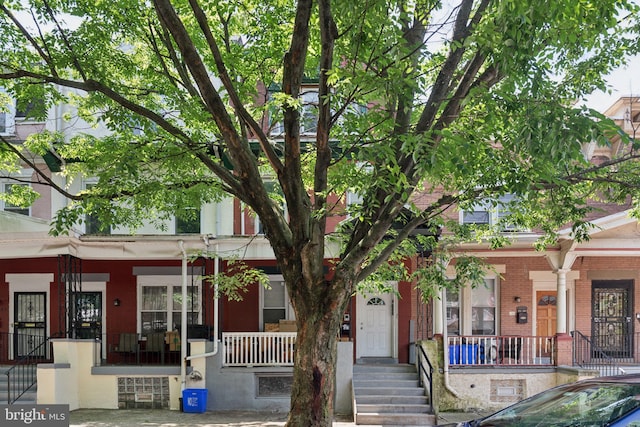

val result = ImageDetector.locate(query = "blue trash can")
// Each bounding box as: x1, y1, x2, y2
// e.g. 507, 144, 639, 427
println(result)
182, 388, 208, 413
460, 344, 478, 364
448, 344, 460, 364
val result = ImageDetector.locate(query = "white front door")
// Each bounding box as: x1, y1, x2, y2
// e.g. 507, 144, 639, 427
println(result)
356, 293, 394, 358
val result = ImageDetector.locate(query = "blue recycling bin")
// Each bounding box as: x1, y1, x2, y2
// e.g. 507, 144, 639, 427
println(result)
182, 388, 208, 413
460, 344, 478, 364
448, 344, 460, 364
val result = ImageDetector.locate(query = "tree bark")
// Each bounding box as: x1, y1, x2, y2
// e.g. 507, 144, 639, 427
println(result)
285, 268, 353, 427
287, 307, 347, 425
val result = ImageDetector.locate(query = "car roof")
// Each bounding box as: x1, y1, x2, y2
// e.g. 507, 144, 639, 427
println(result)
586, 373, 640, 383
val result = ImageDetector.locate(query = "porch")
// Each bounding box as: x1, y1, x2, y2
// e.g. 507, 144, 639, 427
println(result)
94, 331, 297, 367
446, 335, 556, 367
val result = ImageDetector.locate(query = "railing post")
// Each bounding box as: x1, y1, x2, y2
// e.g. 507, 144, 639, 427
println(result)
555, 333, 573, 366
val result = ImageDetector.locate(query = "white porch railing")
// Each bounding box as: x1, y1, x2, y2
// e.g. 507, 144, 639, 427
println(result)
447, 335, 556, 366
222, 332, 297, 367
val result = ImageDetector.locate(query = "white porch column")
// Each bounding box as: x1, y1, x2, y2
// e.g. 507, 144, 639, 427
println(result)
555, 269, 569, 334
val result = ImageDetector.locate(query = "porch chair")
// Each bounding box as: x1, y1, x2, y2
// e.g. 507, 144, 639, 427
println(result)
141, 332, 166, 364
114, 333, 139, 364
498, 337, 522, 363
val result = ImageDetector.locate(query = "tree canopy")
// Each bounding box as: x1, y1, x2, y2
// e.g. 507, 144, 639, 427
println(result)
1, 0, 640, 425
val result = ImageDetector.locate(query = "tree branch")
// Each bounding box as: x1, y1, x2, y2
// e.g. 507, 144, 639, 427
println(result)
187, 0, 284, 174
0, 135, 81, 201
415, 0, 477, 133
0, 5, 58, 78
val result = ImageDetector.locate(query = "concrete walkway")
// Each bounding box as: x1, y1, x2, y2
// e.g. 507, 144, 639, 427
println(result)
68, 408, 483, 427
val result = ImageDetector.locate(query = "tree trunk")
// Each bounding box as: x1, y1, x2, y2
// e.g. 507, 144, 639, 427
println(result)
285, 278, 351, 427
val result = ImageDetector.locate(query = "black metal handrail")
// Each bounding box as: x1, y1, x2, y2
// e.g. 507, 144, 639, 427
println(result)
415, 342, 434, 413
572, 330, 621, 376
4, 333, 57, 404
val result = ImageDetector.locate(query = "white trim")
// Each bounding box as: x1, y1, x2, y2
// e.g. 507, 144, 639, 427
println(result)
6, 273, 53, 361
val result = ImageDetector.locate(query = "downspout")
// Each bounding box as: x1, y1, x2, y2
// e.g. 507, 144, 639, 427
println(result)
179, 240, 188, 392
186, 237, 219, 361
441, 290, 460, 397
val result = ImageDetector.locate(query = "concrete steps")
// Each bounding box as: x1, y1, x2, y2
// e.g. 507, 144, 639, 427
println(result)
353, 363, 435, 426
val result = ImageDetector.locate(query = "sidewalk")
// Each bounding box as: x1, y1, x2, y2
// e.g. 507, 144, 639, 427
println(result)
69, 409, 288, 427
68, 408, 483, 427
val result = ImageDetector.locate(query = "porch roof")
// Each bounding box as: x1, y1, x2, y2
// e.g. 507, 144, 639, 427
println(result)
0, 232, 342, 261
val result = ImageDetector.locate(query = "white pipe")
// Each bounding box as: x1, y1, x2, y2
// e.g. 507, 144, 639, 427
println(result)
441, 289, 460, 397
186, 239, 219, 361
179, 240, 188, 391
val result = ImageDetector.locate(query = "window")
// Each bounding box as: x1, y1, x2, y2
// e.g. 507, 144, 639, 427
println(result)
446, 276, 498, 336
461, 194, 519, 231
0, 87, 15, 135
3, 183, 30, 216
268, 88, 319, 137
175, 207, 201, 234
139, 279, 201, 335
446, 287, 460, 336
256, 181, 286, 235
261, 279, 293, 330
84, 182, 110, 235
15, 98, 45, 121
471, 279, 496, 335
299, 90, 318, 135
171, 285, 200, 328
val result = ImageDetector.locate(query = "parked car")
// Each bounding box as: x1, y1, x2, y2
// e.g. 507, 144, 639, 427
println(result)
440, 374, 640, 426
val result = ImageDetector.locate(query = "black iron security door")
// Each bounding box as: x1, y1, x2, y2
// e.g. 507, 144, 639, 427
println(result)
592, 280, 633, 358
71, 292, 103, 339
14, 292, 46, 358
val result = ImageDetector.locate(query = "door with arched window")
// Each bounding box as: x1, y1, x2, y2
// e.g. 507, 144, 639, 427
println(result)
536, 291, 557, 361
536, 291, 557, 336
356, 293, 394, 358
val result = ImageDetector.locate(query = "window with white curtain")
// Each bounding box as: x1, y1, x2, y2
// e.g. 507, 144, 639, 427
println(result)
471, 279, 496, 335
461, 194, 522, 231
446, 277, 498, 336
446, 287, 460, 336
138, 277, 201, 335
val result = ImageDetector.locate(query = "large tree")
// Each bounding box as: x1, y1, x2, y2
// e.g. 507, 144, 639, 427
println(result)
1, 0, 640, 425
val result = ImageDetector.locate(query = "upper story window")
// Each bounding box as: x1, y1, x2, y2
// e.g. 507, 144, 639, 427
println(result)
256, 180, 286, 235
15, 96, 46, 121
175, 207, 201, 234
0, 88, 16, 135
2, 183, 30, 216
299, 89, 319, 135
461, 194, 521, 231
84, 182, 111, 235
269, 87, 319, 137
